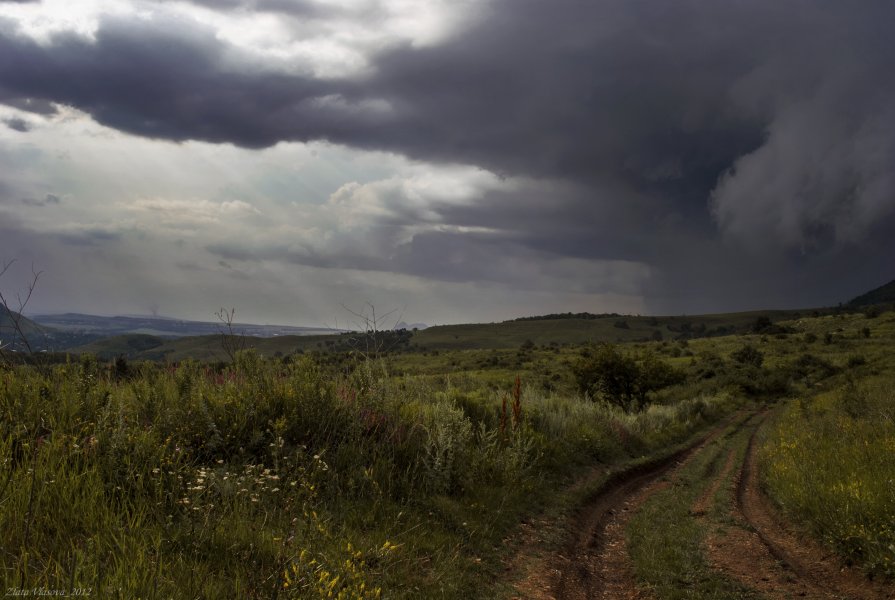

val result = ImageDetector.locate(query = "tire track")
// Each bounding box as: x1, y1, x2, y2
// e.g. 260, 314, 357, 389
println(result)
702, 411, 831, 599
509, 406, 893, 600
690, 446, 736, 518
550, 414, 745, 600
705, 412, 894, 600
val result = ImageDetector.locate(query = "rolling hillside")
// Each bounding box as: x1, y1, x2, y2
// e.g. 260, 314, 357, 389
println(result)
68, 308, 814, 361
848, 278, 895, 307
0, 308, 45, 337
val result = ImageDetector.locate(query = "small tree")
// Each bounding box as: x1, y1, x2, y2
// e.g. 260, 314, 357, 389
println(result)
573, 344, 640, 411
575, 344, 684, 411
215, 307, 247, 362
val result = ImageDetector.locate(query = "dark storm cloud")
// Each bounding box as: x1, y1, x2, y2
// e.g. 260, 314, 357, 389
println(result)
1, 2, 891, 190
0, 2, 763, 168
2, 1, 894, 312
0, 15, 366, 148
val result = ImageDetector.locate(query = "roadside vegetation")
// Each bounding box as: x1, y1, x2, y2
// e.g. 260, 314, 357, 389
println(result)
761, 371, 895, 577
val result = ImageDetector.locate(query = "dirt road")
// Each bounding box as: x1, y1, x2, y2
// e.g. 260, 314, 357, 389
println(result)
507, 407, 894, 600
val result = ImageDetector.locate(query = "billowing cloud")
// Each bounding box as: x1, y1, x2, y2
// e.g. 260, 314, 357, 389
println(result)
712, 82, 895, 252
0, 0, 893, 322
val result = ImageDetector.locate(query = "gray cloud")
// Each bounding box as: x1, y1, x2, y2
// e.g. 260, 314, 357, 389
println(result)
1, 1, 894, 316
20, 193, 60, 207
0, 15, 356, 148
3, 116, 29, 131
0, 94, 57, 115
2, 3, 889, 217
164, 0, 346, 19
55, 227, 122, 247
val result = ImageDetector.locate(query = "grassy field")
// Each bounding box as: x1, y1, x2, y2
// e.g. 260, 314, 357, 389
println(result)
0, 350, 739, 597
1, 306, 892, 596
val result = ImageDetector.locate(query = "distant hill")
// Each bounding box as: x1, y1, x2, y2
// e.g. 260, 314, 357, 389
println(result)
0, 308, 45, 338
0, 308, 53, 352
73, 334, 166, 358
32, 313, 339, 339
848, 279, 895, 307
65, 307, 819, 361
71, 332, 351, 361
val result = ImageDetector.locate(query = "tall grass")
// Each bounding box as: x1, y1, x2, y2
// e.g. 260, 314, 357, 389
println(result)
0, 351, 736, 597
760, 376, 895, 577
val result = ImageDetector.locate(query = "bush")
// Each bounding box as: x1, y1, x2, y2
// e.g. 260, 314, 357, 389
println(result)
574, 344, 641, 410
731, 344, 763, 367
789, 353, 838, 383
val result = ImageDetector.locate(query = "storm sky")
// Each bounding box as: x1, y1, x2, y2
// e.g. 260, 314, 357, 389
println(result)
1, 0, 893, 326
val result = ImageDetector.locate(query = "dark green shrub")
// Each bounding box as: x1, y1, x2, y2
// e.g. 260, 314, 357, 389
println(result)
788, 353, 838, 384
731, 345, 763, 367
692, 352, 725, 379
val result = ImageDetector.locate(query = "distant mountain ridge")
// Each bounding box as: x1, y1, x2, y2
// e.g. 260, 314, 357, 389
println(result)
31, 313, 339, 339
848, 279, 895, 307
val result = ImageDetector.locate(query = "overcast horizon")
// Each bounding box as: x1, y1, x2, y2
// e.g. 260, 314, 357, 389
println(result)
1, 0, 893, 327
